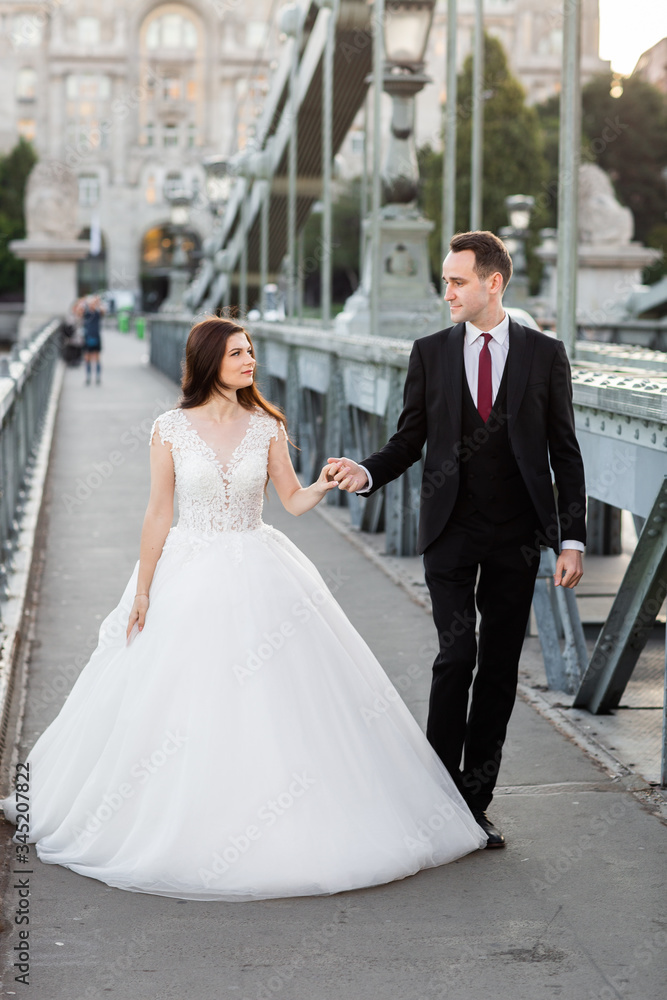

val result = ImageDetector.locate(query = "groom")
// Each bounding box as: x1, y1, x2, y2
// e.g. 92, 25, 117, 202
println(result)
330, 230, 586, 848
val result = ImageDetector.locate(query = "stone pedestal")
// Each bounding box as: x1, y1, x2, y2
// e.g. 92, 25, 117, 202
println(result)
537, 241, 661, 323
537, 163, 663, 324
10, 238, 90, 340
335, 211, 442, 340
160, 266, 192, 314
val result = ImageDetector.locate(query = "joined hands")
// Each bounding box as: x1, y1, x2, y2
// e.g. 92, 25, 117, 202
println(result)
326, 458, 369, 493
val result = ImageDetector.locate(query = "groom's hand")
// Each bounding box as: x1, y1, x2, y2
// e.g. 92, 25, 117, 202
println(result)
554, 549, 583, 589
327, 457, 369, 493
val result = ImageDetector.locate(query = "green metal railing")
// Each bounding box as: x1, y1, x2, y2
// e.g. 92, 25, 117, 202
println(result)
0, 319, 62, 611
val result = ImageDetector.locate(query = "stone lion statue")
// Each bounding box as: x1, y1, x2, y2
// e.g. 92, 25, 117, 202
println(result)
24, 161, 80, 241
578, 163, 634, 246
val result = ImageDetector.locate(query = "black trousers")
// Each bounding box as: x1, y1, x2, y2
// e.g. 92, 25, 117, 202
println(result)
423, 505, 541, 812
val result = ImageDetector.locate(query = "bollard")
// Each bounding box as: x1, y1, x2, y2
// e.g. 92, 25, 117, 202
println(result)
118, 310, 130, 333
135, 316, 145, 340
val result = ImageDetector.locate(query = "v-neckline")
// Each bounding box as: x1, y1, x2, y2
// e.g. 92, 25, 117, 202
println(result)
178, 408, 258, 477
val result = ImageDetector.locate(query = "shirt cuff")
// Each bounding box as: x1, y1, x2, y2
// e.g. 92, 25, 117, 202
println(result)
356, 464, 373, 495
561, 540, 585, 552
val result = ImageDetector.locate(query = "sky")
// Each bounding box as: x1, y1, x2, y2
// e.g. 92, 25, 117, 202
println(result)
598, 0, 667, 75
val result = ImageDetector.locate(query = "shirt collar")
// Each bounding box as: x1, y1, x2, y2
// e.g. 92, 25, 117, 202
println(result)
465, 312, 510, 347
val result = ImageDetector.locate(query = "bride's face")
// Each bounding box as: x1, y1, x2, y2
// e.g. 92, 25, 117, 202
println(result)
220, 333, 256, 390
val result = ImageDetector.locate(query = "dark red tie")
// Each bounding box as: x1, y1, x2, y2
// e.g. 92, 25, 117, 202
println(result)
477, 333, 493, 422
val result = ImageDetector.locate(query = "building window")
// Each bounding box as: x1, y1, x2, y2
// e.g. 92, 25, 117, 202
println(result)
65, 75, 111, 150
66, 74, 111, 102
163, 77, 182, 101
78, 175, 100, 207
146, 12, 197, 50
11, 15, 43, 48
16, 67, 36, 100
77, 17, 100, 46
144, 122, 155, 147
163, 123, 179, 147
186, 79, 197, 102
187, 123, 197, 148
145, 174, 157, 204
164, 172, 183, 199
17, 118, 36, 141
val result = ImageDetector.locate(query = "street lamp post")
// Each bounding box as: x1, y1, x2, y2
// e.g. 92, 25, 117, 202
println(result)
202, 155, 232, 218
337, 0, 441, 340
499, 193, 534, 307
161, 188, 193, 313
381, 1, 435, 209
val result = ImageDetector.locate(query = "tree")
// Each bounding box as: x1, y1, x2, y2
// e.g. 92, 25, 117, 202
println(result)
300, 178, 363, 307
536, 74, 667, 283
419, 34, 549, 289
0, 137, 38, 297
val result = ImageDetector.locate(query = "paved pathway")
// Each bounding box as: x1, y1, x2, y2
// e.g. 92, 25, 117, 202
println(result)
1, 327, 665, 1000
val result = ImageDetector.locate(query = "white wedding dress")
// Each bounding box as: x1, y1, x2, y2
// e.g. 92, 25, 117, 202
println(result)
1, 406, 485, 900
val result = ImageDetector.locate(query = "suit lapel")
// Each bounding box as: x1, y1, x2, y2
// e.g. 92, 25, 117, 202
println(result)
506, 319, 535, 438
441, 323, 465, 439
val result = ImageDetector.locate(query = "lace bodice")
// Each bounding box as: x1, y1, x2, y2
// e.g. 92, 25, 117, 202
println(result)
150, 407, 283, 535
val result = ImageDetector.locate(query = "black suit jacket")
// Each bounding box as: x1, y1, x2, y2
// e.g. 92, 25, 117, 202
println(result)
360, 321, 587, 555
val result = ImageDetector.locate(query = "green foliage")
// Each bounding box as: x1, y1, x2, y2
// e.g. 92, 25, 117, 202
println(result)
534, 94, 560, 229
581, 74, 667, 248
418, 34, 549, 290
0, 137, 38, 296
537, 74, 667, 283
301, 178, 363, 302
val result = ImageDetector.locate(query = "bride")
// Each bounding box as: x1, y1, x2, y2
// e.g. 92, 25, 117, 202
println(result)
1, 317, 486, 901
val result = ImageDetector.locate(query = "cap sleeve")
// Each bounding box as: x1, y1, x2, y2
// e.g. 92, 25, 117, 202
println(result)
269, 416, 288, 442
149, 409, 183, 448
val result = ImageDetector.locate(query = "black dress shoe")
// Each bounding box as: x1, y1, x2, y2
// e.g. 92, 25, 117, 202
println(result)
472, 810, 506, 848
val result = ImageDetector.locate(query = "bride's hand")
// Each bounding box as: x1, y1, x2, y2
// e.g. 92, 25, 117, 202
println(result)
126, 594, 149, 640
314, 463, 340, 498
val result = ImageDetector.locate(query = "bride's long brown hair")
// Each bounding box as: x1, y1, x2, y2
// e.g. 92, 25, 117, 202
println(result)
178, 317, 287, 431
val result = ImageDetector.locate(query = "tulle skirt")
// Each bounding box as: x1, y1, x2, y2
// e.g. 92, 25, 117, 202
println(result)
1, 522, 485, 900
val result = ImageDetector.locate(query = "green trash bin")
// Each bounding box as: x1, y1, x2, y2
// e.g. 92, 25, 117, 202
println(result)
118, 310, 130, 333
135, 316, 146, 340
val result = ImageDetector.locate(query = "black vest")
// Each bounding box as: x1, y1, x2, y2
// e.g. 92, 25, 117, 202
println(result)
455, 362, 535, 523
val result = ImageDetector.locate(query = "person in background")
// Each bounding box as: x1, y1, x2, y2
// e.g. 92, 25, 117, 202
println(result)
78, 295, 105, 386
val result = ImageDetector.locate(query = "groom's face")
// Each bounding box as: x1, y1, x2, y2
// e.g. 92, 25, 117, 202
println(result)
442, 250, 496, 325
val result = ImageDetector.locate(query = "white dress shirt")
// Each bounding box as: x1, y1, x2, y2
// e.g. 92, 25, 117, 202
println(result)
464, 312, 510, 405
357, 312, 583, 552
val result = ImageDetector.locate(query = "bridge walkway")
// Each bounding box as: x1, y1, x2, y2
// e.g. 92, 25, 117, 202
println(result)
0, 326, 664, 999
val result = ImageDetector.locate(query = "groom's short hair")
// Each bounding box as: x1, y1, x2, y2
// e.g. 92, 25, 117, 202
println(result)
449, 230, 513, 291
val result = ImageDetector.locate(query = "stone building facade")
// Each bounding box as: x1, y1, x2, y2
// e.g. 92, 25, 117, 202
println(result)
0, 0, 611, 303
0, 0, 278, 305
